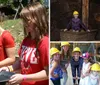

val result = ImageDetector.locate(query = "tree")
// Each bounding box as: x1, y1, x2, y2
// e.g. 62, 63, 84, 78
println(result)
0, 0, 13, 6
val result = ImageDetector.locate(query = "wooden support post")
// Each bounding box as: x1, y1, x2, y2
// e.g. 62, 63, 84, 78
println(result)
82, 0, 89, 27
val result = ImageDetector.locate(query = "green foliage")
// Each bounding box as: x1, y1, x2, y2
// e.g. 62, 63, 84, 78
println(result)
0, 0, 13, 5
0, 0, 8, 3
40, 0, 44, 4
0, 19, 24, 55
0, 19, 24, 44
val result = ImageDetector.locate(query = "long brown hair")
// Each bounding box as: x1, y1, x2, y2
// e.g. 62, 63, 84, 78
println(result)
20, 2, 48, 37
61, 47, 70, 60
20, 2, 48, 55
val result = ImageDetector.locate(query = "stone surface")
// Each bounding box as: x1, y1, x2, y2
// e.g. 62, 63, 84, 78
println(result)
60, 29, 97, 41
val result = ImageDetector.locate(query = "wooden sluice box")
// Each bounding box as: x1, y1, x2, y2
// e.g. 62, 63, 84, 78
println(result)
60, 29, 97, 41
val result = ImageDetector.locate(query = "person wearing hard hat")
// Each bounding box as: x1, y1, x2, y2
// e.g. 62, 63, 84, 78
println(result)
87, 63, 100, 85
60, 42, 70, 85
64, 11, 90, 32
70, 47, 83, 85
50, 47, 63, 85
79, 52, 91, 85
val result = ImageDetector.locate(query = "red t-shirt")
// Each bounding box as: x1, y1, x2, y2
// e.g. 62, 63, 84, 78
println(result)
0, 31, 15, 61
19, 35, 49, 85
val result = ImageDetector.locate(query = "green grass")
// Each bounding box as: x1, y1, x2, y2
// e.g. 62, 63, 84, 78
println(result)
0, 19, 24, 56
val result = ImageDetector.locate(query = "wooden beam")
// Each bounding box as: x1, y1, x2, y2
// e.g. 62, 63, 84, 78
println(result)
82, 0, 89, 27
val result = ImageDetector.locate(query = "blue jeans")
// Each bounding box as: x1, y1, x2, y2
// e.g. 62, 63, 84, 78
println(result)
63, 72, 68, 85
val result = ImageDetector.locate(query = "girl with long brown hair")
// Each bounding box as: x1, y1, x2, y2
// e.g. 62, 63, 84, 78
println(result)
0, 2, 49, 85
60, 42, 70, 85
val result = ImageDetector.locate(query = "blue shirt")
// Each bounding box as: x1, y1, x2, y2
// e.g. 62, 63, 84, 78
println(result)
50, 64, 63, 80
70, 57, 83, 77
70, 57, 83, 70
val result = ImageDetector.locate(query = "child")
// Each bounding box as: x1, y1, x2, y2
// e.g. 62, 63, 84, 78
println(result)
88, 63, 100, 85
0, 26, 15, 85
60, 42, 70, 85
79, 52, 91, 85
64, 11, 90, 32
50, 47, 63, 85
70, 47, 83, 85
0, 2, 49, 85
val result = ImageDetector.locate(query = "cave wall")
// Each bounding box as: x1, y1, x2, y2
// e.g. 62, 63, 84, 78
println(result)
51, 0, 82, 29
51, 0, 100, 29
89, 0, 100, 29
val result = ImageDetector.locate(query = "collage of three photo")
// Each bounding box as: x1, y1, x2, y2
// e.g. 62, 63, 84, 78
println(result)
0, 0, 100, 85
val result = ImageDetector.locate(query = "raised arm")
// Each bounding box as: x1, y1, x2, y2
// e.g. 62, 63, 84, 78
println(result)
67, 20, 72, 30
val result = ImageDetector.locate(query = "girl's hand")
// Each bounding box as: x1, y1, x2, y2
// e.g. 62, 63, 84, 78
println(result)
54, 74, 59, 78
76, 77, 80, 79
82, 75, 85, 78
64, 29, 68, 32
9, 74, 23, 84
73, 77, 76, 79
0, 67, 9, 72
87, 29, 90, 32
65, 63, 68, 68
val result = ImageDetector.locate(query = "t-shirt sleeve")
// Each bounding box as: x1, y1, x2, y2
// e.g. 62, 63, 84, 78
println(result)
3, 31, 15, 48
39, 39, 49, 68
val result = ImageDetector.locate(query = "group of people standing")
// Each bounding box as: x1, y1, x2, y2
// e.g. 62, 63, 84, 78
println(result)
50, 42, 100, 85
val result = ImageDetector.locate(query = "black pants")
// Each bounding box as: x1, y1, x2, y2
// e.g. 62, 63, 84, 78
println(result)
51, 78, 60, 85
0, 82, 6, 85
73, 79, 80, 84
72, 65, 81, 84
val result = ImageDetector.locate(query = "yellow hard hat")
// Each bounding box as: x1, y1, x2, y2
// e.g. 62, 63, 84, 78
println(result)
73, 11, 79, 15
50, 47, 60, 57
73, 47, 81, 52
61, 42, 70, 47
91, 63, 100, 71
